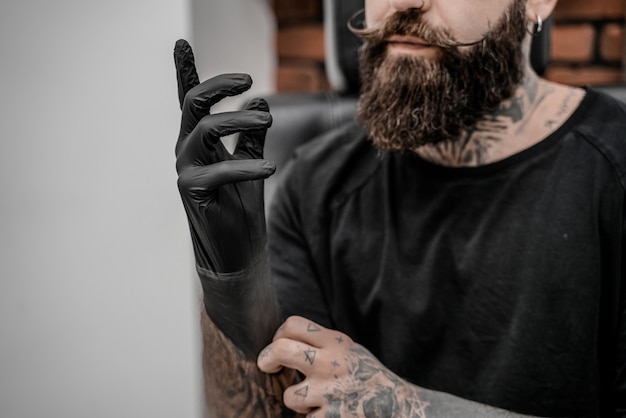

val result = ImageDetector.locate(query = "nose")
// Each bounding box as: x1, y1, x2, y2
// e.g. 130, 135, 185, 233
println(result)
388, 0, 427, 12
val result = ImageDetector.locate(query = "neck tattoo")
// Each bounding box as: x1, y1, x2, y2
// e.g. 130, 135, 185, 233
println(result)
415, 72, 548, 167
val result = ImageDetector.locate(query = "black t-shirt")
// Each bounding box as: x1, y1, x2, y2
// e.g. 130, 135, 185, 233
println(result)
268, 89, 626, 417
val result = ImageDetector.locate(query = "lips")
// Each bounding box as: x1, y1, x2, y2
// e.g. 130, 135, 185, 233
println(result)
386, 35, 431, 47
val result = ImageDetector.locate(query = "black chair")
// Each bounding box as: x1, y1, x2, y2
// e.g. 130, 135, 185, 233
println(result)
261, 0, 553, 206
261, 0, 364, 205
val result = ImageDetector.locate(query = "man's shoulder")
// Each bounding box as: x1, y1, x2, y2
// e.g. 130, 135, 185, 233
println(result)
290, 120, 381, 191
574, 88, 626, 190
292, 119, 372, 166
272, 120, 382, 217
579, 87, 626, 131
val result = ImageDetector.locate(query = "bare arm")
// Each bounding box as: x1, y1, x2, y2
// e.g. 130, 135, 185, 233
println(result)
200, 309, 301, 418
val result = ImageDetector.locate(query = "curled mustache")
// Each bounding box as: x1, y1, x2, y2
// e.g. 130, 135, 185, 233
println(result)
348, 8, 490, 49
354, 0, 529, 151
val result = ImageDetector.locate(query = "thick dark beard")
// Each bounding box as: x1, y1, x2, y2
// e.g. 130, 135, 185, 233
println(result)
356, 0, 528, 151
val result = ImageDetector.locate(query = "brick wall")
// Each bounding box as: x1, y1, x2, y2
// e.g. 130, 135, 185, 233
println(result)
546, 0, 625, 85
272, 0, 327, 92
271, 0, 626, 92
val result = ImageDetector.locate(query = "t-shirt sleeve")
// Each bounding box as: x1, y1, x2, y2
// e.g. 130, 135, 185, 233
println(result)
267, 159, 334, 328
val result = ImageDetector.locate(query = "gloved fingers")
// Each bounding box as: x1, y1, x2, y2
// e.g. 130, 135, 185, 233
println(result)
176, 110, 272, 167
234, 98, 271, 159
174, 39, 200, 110
178, 73, 253, 142
199, 110, 271, 142
177, 159, 276, 195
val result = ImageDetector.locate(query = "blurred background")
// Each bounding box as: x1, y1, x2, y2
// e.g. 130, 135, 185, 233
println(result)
273, 0, 626, 91
0, 1, 624, 417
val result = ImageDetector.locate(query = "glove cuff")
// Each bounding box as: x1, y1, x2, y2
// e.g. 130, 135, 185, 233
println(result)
196, 258, 280, 359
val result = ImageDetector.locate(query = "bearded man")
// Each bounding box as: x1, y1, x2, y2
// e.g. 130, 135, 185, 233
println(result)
173, 0, 626, 416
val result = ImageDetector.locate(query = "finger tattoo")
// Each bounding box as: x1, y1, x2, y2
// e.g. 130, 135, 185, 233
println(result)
304, 348, 317, 365
294, 385, 309, 399
307, 323, 321, 332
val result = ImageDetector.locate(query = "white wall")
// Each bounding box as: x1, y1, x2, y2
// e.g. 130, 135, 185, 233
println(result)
0, 1, 275, 417
191, 0, 277, 150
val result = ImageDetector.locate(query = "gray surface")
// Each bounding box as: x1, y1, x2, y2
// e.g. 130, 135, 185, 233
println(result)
595, 84, 626, 103
0, 2, 276, 418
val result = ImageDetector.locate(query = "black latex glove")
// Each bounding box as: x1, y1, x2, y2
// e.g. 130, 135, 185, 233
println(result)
173, 39, 279, 358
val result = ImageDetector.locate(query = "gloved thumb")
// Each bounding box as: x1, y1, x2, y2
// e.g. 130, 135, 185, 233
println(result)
235, 98, 271, 160
178, 159, 276, 194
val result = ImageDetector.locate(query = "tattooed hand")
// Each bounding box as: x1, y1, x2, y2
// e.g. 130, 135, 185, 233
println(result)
257, 316, 430, 418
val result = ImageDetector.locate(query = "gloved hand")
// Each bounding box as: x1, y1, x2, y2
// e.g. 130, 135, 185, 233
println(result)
173, 39, 280, 358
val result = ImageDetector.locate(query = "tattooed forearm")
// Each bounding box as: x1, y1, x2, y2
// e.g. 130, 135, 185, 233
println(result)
257, 318, 543, 417
200, 308, 301, 418
322, 344, 540, 417
323, 345, 430, 418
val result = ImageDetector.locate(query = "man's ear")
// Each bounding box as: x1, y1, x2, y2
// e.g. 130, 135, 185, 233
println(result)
526, 0, 558, 24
